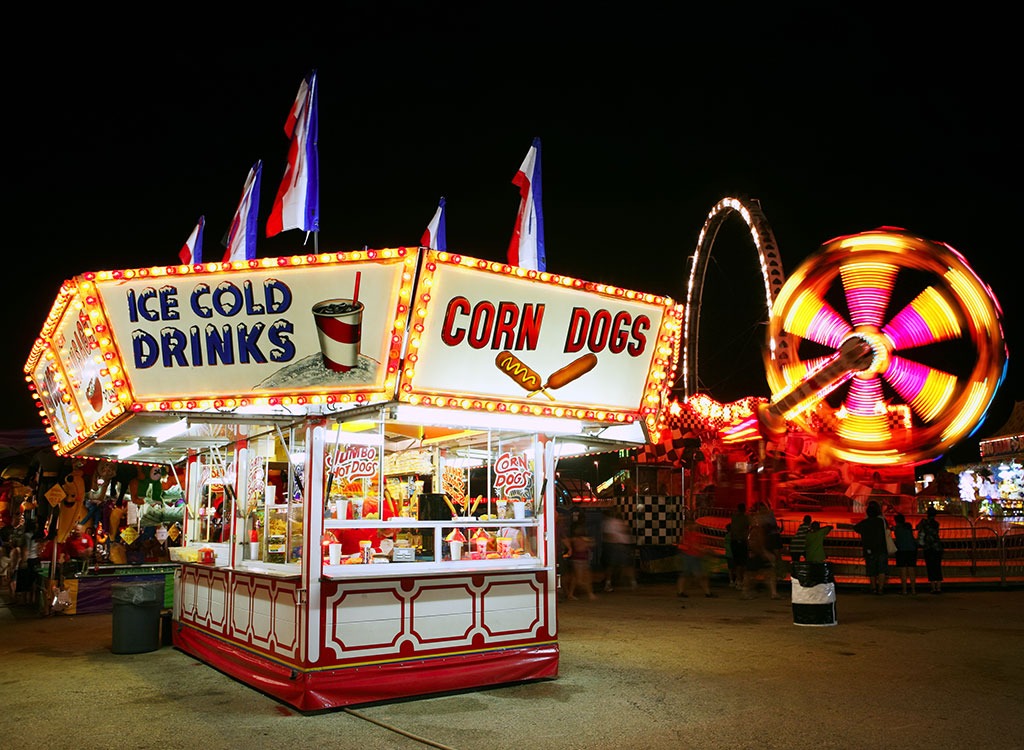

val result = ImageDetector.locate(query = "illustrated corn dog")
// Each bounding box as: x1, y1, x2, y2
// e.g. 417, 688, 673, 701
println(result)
495, 351, 547, 396
544, 353, 598, 390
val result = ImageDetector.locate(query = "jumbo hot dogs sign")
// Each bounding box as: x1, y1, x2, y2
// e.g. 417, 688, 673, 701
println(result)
405, 252, 676, 415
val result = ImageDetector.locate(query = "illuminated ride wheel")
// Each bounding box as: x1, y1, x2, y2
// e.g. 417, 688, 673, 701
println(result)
758, 228, 1007, 466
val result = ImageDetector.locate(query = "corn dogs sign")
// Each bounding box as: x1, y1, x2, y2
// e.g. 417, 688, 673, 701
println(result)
405, 251, 676, 416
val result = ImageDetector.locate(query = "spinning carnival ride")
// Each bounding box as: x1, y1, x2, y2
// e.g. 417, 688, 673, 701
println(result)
678, 198, 1007, 470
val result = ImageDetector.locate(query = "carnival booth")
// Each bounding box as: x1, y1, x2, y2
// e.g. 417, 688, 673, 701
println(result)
24, 247, 681, 710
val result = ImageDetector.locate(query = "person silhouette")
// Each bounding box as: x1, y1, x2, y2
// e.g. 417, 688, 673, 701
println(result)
851, 500, 889, 594
893, 513, 918, 595
916, 506, 944, 594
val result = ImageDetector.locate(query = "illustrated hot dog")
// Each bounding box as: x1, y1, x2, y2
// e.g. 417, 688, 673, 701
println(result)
495, 351, 544, 392
544, 353, 598, 389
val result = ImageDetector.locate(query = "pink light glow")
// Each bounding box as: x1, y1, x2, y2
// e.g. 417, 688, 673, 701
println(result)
788, 292, 851, 348
883, 288, 961, 349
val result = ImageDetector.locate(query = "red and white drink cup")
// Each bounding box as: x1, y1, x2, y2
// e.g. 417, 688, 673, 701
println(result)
312, 298, 364, 372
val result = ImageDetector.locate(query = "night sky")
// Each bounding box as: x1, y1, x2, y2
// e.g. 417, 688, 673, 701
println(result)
6, 7, 1020, 468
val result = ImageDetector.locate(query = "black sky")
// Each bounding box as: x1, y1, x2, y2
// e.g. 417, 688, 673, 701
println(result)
6, 6, 1021, 468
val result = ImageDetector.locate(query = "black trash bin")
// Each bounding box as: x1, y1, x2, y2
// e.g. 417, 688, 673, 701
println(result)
791, 562, 837, 627
111, 581, 164, 654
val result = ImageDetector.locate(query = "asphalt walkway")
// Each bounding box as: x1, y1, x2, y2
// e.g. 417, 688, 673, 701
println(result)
2, 579, 1021, 749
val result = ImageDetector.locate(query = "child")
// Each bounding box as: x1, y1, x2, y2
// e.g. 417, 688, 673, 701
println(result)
804, 521, 833, 564
566, 522, 596, 600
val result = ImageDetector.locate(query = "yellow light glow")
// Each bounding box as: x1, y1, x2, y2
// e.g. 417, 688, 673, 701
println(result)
838, 233, 906, 250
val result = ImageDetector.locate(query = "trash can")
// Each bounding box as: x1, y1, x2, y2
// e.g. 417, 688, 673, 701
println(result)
791, 562, 837, 627
111, 581, 164, 654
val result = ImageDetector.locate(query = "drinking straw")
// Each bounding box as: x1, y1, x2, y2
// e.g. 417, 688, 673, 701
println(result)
353, 271, 361, 305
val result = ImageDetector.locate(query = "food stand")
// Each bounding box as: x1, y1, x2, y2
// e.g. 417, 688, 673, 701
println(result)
24, 247, 681, 710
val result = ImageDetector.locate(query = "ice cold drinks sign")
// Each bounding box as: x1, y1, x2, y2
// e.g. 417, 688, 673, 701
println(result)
125, 278, 299, 369
95, 261, 407, 401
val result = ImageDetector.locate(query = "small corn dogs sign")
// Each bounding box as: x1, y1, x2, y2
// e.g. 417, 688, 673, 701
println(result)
405, 252, 675, 416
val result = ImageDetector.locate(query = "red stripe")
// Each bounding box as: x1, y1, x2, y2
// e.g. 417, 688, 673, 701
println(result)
316, 316, 360, 343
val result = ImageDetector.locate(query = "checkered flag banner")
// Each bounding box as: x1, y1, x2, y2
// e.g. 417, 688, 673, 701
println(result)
637, 426, 692, 465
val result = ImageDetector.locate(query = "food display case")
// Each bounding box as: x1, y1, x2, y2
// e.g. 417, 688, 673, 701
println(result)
24, 246, 681, 711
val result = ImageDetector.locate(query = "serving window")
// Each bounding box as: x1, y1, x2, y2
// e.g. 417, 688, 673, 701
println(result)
315, 407, 547, 572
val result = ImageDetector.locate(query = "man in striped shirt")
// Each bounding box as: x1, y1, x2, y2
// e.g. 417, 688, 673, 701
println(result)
790, 515, 813, 563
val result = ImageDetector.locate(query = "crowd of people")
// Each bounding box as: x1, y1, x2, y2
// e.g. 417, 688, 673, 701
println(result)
559, 508, 638, 601
558, 499, 947, 601
724, 501, 786, 599
835, 500, 945, 595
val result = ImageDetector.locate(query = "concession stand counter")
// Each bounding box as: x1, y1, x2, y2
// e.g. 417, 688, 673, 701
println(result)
24, 247, 681, 710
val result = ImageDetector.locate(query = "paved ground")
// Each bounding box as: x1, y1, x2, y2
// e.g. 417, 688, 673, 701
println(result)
2, 579, 1022, 750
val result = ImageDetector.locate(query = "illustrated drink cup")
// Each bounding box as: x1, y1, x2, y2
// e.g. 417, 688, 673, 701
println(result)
312, 298, 364, 372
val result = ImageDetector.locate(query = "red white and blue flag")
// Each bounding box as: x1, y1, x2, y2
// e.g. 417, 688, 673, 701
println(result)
224, 160, 263, 262
421, 197, 447, 250
178, 216, 205, 265
267, 69, 319, 238
507, 137, 545, 271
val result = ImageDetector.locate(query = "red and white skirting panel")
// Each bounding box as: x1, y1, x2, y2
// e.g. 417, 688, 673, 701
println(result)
172, 565, 558, 711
